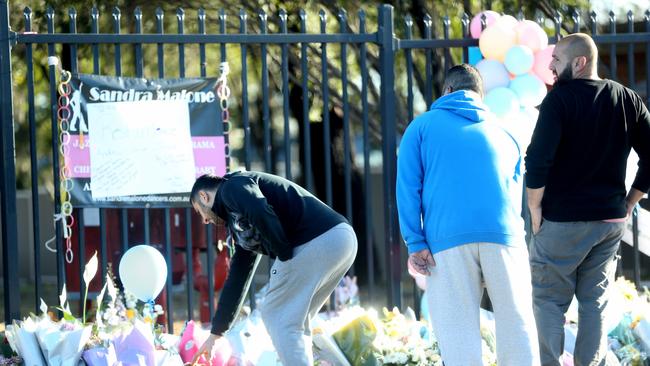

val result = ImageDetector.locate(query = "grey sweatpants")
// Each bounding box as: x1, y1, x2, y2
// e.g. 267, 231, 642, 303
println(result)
530, 220, 624, 366
260, 223, 357, 366
425, 242, 540, 366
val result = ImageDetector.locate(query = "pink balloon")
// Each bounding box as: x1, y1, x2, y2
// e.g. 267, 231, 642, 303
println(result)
470, 11, 501, 39
533, 45, 555, 85
516, 20, 548, 52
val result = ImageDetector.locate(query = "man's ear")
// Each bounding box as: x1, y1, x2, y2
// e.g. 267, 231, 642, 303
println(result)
573, 56, 587, 73
199, 190, 209, 205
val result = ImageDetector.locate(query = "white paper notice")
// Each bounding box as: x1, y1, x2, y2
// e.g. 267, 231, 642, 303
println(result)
88, 100, 196, 199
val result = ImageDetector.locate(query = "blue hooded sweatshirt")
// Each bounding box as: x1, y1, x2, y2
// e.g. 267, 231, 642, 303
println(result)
396, 90, 525, 255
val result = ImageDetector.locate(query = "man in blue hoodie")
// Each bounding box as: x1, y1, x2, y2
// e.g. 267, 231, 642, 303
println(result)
397, 64, 539, 366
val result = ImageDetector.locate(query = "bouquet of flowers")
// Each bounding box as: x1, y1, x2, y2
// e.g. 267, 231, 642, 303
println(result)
4, 252, 183, 365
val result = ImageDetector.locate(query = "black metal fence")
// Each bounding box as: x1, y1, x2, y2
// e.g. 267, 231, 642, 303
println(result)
1, 1, 650, 331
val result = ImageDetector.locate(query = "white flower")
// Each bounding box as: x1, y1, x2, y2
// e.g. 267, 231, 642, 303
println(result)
384, 352, 409, 364
39, 298, 48, 315
83, 252, 99, 287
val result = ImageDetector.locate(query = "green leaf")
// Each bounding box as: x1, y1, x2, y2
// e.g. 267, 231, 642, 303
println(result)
54, 306, 76, 322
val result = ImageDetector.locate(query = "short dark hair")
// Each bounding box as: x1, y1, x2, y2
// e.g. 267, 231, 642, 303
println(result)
442, 64, 484, 97
189, 174, 224, 204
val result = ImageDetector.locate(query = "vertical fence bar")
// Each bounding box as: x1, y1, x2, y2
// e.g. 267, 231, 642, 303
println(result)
404, 15, 414, 122
156, 8, 164, 78
185, 208, 193, 320
461, 13, 469, 64
1, 0, 20, 322
240, 9, 251, 171
646, 11, 650, 107
320, 10, 333, 207
77, 209, 85, 312
424, 15, 433, 106
68, 8, 83, 312
134, 8, 143, 77
68, 8, 78, 73
196, 8, 214, 314
358, 9, 374, 304
299, 10, 313, 193
553, 11, 562, 44
178, 8, 185, 78
198, 8, 207, 77
219, 9, 226, 63
379, 4, 401, 308
535, 11, 544, 28
100, 207, 107, 285
590, 11, 597, 36
164, 208, 173, 332
572, 9, 581, 34
442, 15, 451, 70
24, 7, 42, 314
280, 10, 291, 180
113, 7, 129, 261
206, 223, 214, 318
176, 13, 185, 310
320, 9, 335, 310
120, 210, 128, 255
178, 6, 187, 322
113, 8, 122, 76
139, 7, 149, 246
627, 11, 635, 90
609, 11, 617, 81
339, 9, 352, 225
46, 6, 66, 304
260, 10, 271, 172
91, 7, 100, 74
633, 206, 641, 288
149, 7, 171, 332
90, 6, 106, 286
220, 7, 229, 174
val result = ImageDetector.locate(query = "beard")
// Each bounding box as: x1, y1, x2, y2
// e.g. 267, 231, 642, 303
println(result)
198, 201, 220, 225
555, 66, 573, 83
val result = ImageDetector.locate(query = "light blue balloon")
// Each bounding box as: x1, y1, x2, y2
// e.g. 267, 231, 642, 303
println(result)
509, 73, 547, 108
484, 87, 520, 118
504, 45, 535, 75
476, 59, 510, 92
468, 46, 483, 66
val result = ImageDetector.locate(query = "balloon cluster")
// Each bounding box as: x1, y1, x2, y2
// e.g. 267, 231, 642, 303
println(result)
469, 11, 555, 146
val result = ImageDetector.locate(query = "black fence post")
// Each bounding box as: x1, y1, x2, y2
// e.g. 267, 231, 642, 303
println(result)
0, 0, 21, 323
378, 4, 401, 309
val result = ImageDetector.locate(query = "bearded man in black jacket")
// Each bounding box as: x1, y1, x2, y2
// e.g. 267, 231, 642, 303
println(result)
189, 171, 357, 365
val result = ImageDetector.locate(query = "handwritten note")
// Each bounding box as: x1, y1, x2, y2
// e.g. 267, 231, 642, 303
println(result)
87, 100, 196, 199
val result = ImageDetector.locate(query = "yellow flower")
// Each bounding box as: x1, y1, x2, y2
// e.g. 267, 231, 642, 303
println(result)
126, 309, 135, 320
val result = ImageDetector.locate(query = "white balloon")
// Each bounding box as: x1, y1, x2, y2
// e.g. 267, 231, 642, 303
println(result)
119, 245, 168, 302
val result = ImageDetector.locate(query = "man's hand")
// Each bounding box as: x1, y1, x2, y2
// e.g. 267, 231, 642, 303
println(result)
530, 206, 543, 235
190, 333, 219, 365
625, 188, 646, 219
408, 249, 436, 276
527, 187, 545, 235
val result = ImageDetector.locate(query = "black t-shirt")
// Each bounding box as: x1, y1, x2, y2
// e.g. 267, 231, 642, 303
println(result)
210, 171, 348, 335
525, 78, 650, 221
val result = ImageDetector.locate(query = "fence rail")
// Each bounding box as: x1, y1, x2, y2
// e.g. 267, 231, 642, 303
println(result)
1, 1, 650, 330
